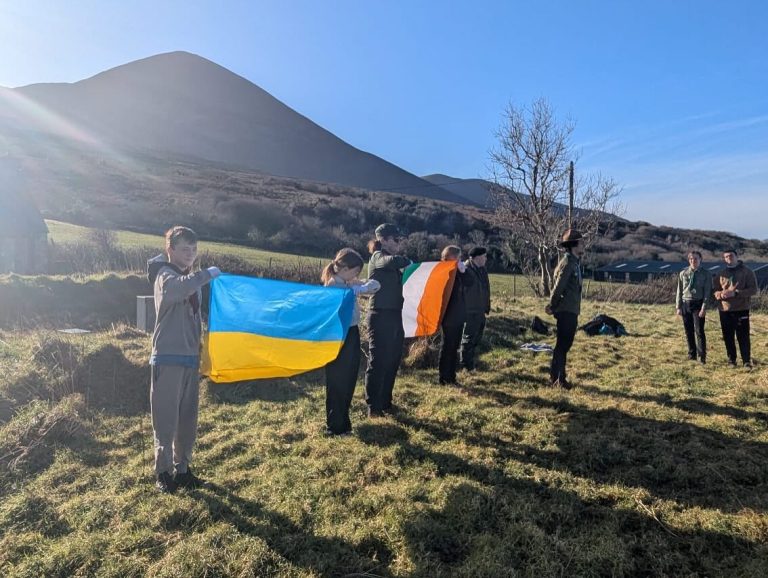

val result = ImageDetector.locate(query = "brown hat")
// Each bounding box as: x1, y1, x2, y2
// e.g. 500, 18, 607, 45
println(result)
559, 228, 583, 247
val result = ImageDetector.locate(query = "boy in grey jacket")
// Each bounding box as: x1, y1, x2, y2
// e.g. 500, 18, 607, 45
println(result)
147, 226, 220, 493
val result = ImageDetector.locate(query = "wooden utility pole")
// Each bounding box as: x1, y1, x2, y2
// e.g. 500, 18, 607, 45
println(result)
568, 160, 574, 227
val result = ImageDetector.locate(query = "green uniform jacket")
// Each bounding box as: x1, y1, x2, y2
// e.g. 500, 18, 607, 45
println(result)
549, 252, 582, 316
367, 250, 411, 310
675, 266, 713, 310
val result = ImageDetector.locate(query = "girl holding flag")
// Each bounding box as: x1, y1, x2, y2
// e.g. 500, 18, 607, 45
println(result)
322, 249, 380, 435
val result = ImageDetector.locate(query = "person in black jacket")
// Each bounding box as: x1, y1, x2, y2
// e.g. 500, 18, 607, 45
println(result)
438, 245, 473, 385
365, 223, 412, 417
460, 247, 490, 372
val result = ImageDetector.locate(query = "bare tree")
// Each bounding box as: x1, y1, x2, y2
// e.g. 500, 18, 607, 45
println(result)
488, 98, 622, 296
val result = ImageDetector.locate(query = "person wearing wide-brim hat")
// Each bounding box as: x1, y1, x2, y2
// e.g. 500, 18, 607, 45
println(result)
364, 223, 412, 417
544, 229, 584, 389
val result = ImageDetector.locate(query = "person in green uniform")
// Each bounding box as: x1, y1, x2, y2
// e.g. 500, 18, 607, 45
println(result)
675, 250, 713, 364
364, 223, 412, 416
545, 229, 584, 389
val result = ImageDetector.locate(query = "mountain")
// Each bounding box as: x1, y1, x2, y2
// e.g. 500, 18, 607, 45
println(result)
0, 51, 465, 204
422, 174, 493, 206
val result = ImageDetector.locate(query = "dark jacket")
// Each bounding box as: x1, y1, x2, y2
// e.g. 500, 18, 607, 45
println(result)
367, 250, 411, 310
713, 261, 758, 312
463, 260, 490, 314
442, 268, 474, 327
549, 252, 582, 316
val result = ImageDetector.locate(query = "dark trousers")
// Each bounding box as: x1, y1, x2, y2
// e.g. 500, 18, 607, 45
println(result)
550, 312, 578, 384
460, 313, 486, 371
681, 300, 706, 361
439, 323, 463, 383
325, 325, 360, 434
365, 310, 404, 411
719, 310, 751, 364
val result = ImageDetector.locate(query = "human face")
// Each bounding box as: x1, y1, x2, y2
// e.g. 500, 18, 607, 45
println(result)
688, 254, 701, 269
168, 241, 198, 270
571, 242, 585, 258
380, 236, 401, 254
472, 254, 488, 268
337, 265, 362, 283
723, 252, 737, 266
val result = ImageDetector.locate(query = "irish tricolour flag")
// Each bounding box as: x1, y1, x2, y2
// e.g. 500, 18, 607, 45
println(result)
401, 261, 457, 338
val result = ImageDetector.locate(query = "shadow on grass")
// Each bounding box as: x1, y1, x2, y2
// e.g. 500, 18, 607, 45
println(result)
578, 383, 768, 422
449, 387, 768, 513
401, 479, 764, 577
193, 482, 393, 577
204, 377, 313, 405
347, 414, 766, 575
484, 315, 529, 349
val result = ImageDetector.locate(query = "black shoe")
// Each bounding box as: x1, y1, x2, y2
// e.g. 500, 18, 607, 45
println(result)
728, 360, 737, 368
687, 355, 696, 361
174, 468, 207, 489
744, 362, 753, 370
382, 404, 400, 415
699, 358, 706, 365
368, 408, 385, 418
155, 472, 177, 494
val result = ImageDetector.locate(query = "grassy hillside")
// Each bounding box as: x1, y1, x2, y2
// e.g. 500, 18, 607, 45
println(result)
1, 294, 766, 576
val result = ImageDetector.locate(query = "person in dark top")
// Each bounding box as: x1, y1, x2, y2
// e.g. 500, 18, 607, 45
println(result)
545, 229, 584, 389
460, 247, 491, 372
365, 223, 412, 417
713, 249, 758, 369
438, 245, 473, 385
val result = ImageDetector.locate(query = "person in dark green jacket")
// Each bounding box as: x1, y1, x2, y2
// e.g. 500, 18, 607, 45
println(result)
545, 229, 584, 389
364, 223, 412, 417
460, 246, 490, 371
675, 250, 713, 364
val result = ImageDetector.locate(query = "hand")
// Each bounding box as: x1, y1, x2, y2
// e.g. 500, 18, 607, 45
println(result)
698, 310, 706, 318
544, 304, 553, 316
457, 261, 466, 273
206, 266, 222, 279
676, 308, 682, 316
353, 279, 380, 295
722, 289, 735, 299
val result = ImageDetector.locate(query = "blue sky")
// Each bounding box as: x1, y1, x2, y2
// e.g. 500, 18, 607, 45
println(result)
1, 0, 766, 238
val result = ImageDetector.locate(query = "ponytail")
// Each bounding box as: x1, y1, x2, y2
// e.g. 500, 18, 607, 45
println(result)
320, 261, 336, 285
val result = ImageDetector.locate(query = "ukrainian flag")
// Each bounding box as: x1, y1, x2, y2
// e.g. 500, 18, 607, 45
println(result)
202, 275, 355, 383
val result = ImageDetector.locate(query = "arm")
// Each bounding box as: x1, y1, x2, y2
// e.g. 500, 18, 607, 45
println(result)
484, 270, 491, 314
701, 272, 713, 313
712, 274, 722, 301
675, 273, 684, 312
353, 279, 381, 296
548, 261, 572, 310
370, 252, 411, 271
736, 269, 758, 300
157, 267, 214, 304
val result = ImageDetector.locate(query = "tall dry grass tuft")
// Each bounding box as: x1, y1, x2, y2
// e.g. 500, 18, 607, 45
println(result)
588, 276, 678, 305
0, 395, 86, 474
